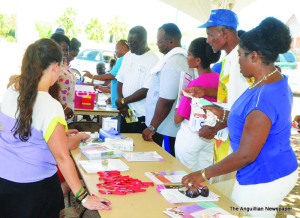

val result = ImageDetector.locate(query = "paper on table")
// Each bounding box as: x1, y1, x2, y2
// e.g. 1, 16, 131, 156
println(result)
163, 202, 233, 218
123, 151, 165, 162
79, 159, 129, 173
159, 188, 220, 204
145, 171, 187, 185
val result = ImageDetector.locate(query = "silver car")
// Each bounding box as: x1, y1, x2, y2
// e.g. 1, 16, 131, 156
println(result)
70, 48, 116, 75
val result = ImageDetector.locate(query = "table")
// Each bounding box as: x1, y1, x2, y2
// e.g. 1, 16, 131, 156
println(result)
71, 133, 249, 218
74, 106, 119, 117
74, 93, 119, 117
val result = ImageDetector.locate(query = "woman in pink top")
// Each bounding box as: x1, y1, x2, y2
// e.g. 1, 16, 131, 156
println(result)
174, 37, 220, 171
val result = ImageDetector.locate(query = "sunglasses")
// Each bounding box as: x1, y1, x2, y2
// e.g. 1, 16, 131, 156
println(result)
178, 186, 209, 198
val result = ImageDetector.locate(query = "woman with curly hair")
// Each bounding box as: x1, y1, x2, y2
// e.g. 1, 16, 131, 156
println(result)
182, 17, 298, 217
0, 38, 111, 217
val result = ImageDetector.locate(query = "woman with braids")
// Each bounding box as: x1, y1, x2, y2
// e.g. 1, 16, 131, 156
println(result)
0, 38, 111, 218
174, 37, 220, 172
182, 17, 298, 217
51, 33, 76, 122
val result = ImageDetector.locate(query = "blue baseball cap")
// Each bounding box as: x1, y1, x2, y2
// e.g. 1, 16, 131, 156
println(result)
55, 28, 65, 35
198, 9, 239, 29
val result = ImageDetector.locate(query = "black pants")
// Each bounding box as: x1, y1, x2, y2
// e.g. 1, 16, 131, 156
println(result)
0, 173, 64, 218
152, 132, 176, 157
120, 115, 147, 134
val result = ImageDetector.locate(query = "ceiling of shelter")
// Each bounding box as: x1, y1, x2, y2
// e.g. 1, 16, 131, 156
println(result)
159, 0, 256, 22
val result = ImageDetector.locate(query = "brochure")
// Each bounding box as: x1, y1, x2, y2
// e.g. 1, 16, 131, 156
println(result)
123, 151, 165, 162
79, 159, 129, 173
125, 109, 138, 123
176, 71, 194, 108
163, 202, 232, 218
144, 171, 187, 185
159, 188, 220, 204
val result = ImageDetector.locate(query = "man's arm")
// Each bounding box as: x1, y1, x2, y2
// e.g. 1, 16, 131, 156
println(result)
83, 71, 115, 81
122, 88, 148, 105
142, 97, 175, 141
150, 97, 175, 128
116, 81, 124, 99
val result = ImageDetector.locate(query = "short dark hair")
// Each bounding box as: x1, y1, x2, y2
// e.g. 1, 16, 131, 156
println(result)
129, 26, 147, 43
118, 39, 129, 49
237, 30, 246, 38
159, 23, 182, 42
50, 33, 70, 46
188, 37, 221, 69
70, 38, 81, 52
239, 17, 291, 65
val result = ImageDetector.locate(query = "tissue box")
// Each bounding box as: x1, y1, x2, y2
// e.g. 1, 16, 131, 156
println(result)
105, 137, 134, 151
99, 128, 123, 141
102, 117, 118, 131
81, 145, 120, 160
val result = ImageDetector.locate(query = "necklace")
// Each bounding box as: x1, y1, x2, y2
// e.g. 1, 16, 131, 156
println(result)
249, 68, 279, 89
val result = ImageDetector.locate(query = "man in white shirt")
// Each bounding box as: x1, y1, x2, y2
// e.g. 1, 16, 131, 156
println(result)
116, 26, 159, 133
142, 23, 191, 156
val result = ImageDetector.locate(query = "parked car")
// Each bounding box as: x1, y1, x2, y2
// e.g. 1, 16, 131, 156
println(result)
275, 50, 298, 70
70, 48, 116, 75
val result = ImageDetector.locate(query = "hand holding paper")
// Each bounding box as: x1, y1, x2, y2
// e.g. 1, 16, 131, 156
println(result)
182, 86, 205, 98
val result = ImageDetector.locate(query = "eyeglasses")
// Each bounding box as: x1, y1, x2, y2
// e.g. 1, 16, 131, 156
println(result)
178, 186, 209, 198
157, 38, 170, 44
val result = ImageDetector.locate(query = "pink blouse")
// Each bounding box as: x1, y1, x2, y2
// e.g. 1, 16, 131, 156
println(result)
177, 72, 220, 120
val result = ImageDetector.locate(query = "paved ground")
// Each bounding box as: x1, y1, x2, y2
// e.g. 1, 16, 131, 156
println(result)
277, 133, 300, 218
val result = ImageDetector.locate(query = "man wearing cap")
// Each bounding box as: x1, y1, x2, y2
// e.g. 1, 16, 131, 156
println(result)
184, 9, 253, 197
186, 9, 253, 162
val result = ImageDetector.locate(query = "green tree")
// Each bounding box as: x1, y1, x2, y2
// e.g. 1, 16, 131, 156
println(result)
56, 7, 80, 39
85, 18, 105, 43
35, 22, 53, 38
106, 16, 128, 43
0, 13, 15, 41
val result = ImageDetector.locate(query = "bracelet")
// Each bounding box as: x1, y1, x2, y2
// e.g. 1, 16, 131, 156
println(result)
77, 191, 88, 203
77, 189, 88, 200
81, 195, 90, 205
201, 169, 209, 182
74, 186, 84, 199
63, 105, 67, 111
221, 109, 227, 123
121, 98, 125, 104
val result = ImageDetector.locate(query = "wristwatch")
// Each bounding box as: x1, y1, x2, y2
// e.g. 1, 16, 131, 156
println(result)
148, 125, 156, 132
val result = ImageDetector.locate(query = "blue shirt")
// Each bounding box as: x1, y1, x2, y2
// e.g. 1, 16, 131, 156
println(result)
109, 56, 124, 108
227, 76, 298, 185
211, 62, 222, 74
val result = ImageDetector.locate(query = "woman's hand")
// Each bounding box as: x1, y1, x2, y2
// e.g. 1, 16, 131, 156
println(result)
293, 115, 300, 125
182, 171, 205, 189
78, 132, 90, 142
182, 86, 205, 98
202, 105, 224, 120
66, 129, 79, 136
82, 195, 112, 211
